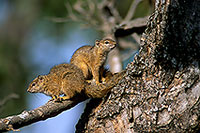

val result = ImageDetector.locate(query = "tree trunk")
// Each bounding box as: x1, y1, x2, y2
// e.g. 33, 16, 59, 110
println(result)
76, 0, 200, 132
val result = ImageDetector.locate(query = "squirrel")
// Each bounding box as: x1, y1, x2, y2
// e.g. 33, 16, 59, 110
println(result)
27, 64, 85, 101
70, 38, 116, 85
27, 63, 125, 100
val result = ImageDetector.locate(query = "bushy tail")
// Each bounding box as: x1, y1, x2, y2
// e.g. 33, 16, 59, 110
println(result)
85, 70, 126, 98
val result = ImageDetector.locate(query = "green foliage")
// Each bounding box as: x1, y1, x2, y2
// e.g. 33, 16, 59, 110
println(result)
133, 0, 152, 18
0, 43, 27, 117
38, 0, 68, 17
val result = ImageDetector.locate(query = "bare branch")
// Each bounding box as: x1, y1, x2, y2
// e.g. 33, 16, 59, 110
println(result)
0, 94, 19, 108
120, 16, 148, 29
0, 97, 86, 132
103, 0, 122, 22
132, 33, 141, 44
108, 48, 122, 73
73, 1, 86, 15
115, 16, 148, 37
123, 0, 143, 22
66, 3, 79, 22
87, 0, 95, 14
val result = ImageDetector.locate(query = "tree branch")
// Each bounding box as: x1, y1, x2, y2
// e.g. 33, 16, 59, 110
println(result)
123, 0, 143, 22
115, 16, 148, 37
0, 94, 19, 108
0, 96, 87, 132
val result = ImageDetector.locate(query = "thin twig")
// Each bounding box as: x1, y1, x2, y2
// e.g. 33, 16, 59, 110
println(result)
0, 94, 19, 107
132, 33, 141, 44
66, 3, 79, 21
123, 0, 143, 22
107, 0, 122, 22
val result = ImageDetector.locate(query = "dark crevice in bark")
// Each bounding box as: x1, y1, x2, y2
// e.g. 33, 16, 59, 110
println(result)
76, 98, 102, 133
155, 0, 200, 70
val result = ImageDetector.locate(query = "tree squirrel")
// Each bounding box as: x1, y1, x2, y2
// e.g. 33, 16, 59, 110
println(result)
70, 39, 116, 84
27, 63, 125, 100
27, 64, 85, 101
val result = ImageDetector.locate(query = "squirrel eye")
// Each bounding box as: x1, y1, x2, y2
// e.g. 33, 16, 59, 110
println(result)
105, 41, 109, 44
32, 83, 36, 87
38, 75, 43, 80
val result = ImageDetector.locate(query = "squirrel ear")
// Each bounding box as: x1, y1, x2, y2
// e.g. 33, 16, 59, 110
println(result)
38, 75, 44, 80
95, 40, 100, 46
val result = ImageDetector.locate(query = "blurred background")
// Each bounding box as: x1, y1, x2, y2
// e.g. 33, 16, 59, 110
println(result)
0, 0, 153, 132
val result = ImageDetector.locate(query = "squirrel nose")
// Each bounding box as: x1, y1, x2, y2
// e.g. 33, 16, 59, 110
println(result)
27, 88, 33, 93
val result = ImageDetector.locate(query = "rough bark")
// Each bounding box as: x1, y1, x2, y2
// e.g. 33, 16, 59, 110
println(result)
76, 0, 200, 132
0, 0, 199, 132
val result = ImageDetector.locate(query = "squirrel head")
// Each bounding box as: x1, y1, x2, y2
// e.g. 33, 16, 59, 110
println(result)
95, 38, 116, 52
27, 75, 48, 93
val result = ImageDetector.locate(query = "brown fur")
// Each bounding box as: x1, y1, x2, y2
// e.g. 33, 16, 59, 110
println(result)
27, 64, 86, 100
70, 39, 116, 84
27, 64, 125, 100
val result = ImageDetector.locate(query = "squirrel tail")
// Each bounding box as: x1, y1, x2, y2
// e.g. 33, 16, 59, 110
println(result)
85, 70, 126, 98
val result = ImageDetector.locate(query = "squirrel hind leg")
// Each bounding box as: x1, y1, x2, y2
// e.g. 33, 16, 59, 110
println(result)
49, 95, 70, 102
55, 96, 71, 102
51, 95, 58, 100
48, 95, 59, 102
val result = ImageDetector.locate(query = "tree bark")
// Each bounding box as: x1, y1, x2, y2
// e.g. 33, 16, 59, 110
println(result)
0, 0, 199, 132
76, 0, 200, 132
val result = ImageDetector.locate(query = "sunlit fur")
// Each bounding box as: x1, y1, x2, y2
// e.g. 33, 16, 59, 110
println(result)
70, 38, 116, 84
27, 64, 86, 100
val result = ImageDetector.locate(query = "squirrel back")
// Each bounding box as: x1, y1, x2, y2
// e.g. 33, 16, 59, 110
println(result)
27, 64, 86, 100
